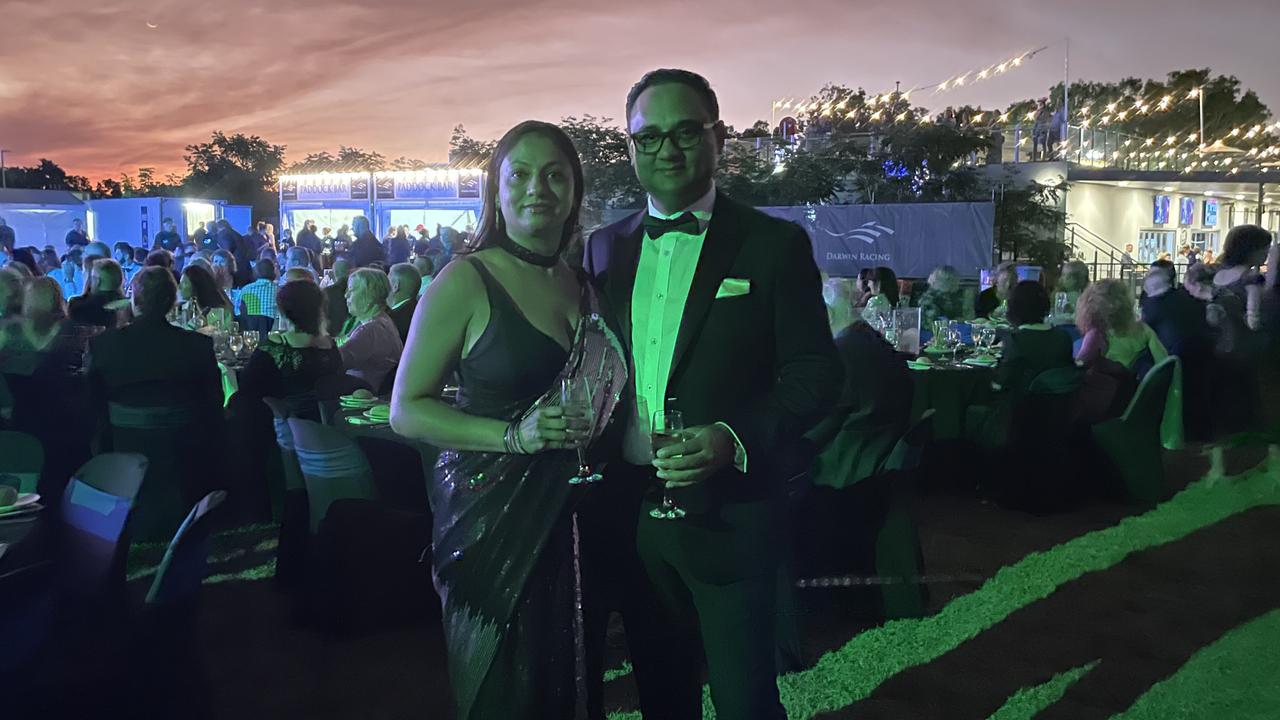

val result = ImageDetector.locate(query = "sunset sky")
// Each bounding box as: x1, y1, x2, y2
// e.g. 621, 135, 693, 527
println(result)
2, 0, 1277, 181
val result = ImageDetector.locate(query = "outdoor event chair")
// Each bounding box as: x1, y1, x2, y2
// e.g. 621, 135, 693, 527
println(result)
60, 452, 148, 599
791, 411, 934, 621
1092, 356, 1179, 505
145, 490, 227, 607
106, 401, 210, 543
263, 397, 309, 588
874, 409, 934, 618
287, 418, 378, 534
129, 490, 226, 720
288, 417, 433, 632
0, 430, 44, 494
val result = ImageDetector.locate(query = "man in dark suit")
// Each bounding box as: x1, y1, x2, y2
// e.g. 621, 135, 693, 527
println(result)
86, 266, 222, 417
85, 266, 224, 537
347, 215, 384, 268
582, 69, 842, 720
296, 220, 324, 268
324, 258, 352, 337
385, 262, 420, 343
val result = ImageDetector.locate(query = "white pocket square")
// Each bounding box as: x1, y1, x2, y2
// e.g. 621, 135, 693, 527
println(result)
715, 278, 751, 299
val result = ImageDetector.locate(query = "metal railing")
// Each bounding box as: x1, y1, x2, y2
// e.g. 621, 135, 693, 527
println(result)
736, 123, 1209, 172
1066, 222, 1143, 293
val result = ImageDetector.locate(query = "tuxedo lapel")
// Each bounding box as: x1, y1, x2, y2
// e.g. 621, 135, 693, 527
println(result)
605, 213, 645, 350
669, 192, 746, 381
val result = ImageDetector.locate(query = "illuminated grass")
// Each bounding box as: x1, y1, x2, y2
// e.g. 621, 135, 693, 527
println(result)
606, 453, 1280, 720
987, 662, 1098, 720
1110, 609, 1280, 720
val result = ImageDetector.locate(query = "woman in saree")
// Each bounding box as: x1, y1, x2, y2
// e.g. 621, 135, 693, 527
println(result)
390, 121, 627, 720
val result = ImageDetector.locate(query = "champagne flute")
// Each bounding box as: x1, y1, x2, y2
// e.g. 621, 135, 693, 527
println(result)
242, 331, 259, 354
650, 409, 687, 520
227, 333, 244, 359
561, 376, 602, 485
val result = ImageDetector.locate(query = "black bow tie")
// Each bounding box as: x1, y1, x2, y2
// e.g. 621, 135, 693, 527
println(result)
644, 212, 700, 239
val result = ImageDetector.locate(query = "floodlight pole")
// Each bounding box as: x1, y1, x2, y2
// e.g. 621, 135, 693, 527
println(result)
0, 149, 8, 189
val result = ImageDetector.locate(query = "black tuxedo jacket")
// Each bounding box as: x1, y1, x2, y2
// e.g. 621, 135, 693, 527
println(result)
584, 191, 842, 494
86, 315, 223, 412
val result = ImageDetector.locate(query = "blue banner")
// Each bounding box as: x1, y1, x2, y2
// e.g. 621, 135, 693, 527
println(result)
759, 202, 994, 278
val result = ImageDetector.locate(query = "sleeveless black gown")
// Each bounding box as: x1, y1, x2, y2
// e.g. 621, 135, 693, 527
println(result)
429, 258, 627, 720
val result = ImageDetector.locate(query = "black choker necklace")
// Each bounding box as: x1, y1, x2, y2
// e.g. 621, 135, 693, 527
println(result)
497, 233, 565, 268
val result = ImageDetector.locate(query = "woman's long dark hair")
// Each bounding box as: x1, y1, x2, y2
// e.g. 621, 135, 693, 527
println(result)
182, 264, 232, 311
464, 121, 585, 256
873, 266, 899, 306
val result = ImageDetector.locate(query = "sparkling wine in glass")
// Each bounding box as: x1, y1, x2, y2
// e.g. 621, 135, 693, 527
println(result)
561, 376, 602, 485
227, 334, 244, 359
650, 409, 687, 520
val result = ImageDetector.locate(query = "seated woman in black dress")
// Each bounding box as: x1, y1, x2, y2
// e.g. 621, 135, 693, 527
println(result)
68, 257, 129, 329
994, 281, 1075, 395
0, 277, 96, 500
238, 279, 343, 420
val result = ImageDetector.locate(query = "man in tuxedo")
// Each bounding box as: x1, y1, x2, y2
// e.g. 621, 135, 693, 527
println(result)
583, 68, 842, 720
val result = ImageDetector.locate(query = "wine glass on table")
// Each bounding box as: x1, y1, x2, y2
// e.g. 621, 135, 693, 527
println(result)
242, 331, 259, 355
650, 409, 688, 520
227, 333, 244, 361
561, 376, 602, 485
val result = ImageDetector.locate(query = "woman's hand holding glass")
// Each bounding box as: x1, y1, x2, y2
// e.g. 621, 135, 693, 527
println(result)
513, 404, 592, 454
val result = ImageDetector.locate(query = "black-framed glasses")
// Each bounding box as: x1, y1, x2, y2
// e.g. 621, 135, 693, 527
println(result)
629, 121, 717, 155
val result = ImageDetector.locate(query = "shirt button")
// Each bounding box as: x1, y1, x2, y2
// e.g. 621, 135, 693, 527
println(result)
656, 293, 664, 300
650, 338, 658, 345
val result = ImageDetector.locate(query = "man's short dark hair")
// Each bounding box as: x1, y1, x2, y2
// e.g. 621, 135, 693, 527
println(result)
113, 241, 132, 255
133, 248, 149, 263
255, 258, 278, 281
1150, 258, 1176, 285
131, 266, 178, 316
162, 217, 174, 225
145, 249, 174, 268
626, 68, 719, 123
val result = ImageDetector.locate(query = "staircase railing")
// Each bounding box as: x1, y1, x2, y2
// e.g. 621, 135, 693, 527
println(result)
1065, 223, 1141, 287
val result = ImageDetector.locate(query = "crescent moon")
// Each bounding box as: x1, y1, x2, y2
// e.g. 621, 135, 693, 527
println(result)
146, 22, 158, 29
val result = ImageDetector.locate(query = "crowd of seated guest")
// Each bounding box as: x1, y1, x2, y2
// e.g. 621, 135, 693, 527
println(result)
338, 268, 403, 392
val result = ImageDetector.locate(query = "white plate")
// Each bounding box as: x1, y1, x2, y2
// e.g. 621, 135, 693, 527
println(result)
0, 493, 39, 513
